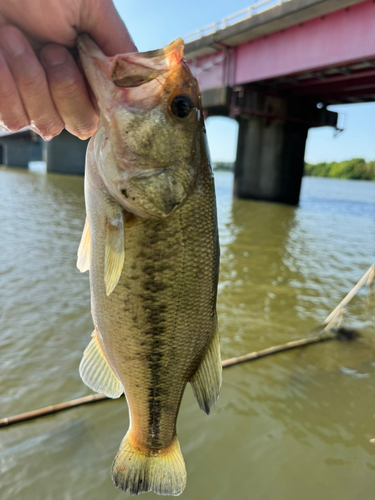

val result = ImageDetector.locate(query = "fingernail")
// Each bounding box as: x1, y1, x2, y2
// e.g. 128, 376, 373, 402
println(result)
0, 30, 25, 57
41, 46, 68, 67
30, 122, 53, 142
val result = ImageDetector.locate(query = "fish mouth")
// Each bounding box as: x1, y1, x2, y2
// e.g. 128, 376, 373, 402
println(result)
77, 35, 186, 102
111, 39, 185, 88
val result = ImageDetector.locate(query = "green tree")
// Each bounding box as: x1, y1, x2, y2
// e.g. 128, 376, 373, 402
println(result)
304, 158, 375, 181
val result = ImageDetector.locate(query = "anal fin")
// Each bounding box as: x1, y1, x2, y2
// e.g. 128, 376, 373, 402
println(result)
190, 318, 222, 414
77, 217, 91, 272
79, 330, 123, 398
105, 212, 125, 296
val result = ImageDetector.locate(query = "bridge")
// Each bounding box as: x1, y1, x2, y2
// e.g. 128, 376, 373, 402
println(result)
0, 128, 88, 175
185, 0, 375, 204
2, 0, 374, 204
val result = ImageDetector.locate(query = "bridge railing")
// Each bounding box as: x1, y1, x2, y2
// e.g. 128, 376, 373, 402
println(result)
184, 0, 293, 43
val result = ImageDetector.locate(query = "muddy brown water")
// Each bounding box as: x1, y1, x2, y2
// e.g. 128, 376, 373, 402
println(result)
1, 168, 375, 499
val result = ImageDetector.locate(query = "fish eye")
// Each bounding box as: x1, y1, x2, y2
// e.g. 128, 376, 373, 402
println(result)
170, 94, 194, 119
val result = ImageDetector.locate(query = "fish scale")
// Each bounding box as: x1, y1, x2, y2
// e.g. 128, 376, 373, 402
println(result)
93, 172, 217, 450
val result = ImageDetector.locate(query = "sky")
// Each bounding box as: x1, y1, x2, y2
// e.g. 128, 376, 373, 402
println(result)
113, 0, 375, 164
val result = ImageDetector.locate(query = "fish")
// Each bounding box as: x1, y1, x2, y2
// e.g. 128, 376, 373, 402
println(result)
76, 35, 221, 496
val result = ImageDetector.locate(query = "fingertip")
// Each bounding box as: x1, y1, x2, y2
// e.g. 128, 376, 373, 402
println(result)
0, 44, 29, 132
30, 120, 64, 141
40, 44, 69, 68
0, 25, 26, 57
41, 43, 99, 139
0, 118, 29, 133
66, 115, 99, 140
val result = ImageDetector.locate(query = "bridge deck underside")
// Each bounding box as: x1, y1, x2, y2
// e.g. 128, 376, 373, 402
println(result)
189, 0, 375, 106
258, 61, 375, 105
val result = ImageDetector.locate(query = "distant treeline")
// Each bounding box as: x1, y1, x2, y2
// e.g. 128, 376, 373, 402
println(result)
212, 162, 234, 171
212, 159, 375, 180
304, 158, 375, 181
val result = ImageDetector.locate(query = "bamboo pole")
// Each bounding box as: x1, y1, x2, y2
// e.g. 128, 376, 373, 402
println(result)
368, 266, 375, 287
324, 264, 374, 325
0, 394, 108, 428
1, 264, 372, 429
221, 330, 336, 368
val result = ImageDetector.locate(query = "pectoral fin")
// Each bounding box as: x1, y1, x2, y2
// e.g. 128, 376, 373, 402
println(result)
79, 330, 123, 398
105, 212, 125, 296
190, 318, 222, 414
77, 217, 91, 272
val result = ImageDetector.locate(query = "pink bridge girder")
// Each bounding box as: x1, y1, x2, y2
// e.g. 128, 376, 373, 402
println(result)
189, 0, 375, 103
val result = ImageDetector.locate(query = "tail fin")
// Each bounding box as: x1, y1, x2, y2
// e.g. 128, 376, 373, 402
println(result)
111, 433, 186, 496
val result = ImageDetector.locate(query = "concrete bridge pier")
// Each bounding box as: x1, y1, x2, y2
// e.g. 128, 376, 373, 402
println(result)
1, 140, 31, 168
232, 92, 338, 205
44, 130, 89, 175
233, 115, 308, 205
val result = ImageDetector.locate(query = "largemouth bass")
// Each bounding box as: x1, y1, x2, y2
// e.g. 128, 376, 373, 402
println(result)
77, 35, 221, 496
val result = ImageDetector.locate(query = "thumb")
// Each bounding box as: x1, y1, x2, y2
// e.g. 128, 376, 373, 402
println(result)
81, 0, 137, 56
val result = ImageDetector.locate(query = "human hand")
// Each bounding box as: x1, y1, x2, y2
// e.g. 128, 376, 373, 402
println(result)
0, 0, 136, 140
